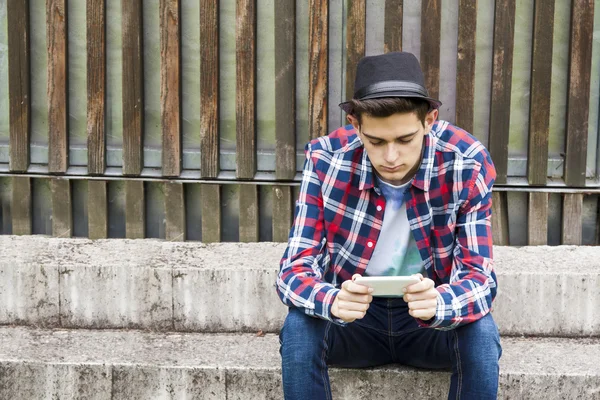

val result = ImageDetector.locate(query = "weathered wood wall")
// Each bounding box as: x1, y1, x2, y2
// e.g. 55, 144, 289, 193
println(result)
0, 0, 599, 245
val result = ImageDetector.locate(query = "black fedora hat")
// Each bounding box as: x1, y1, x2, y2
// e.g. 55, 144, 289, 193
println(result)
339, 51, 442, 115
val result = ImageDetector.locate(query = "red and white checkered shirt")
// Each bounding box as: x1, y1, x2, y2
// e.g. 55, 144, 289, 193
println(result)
276, 120, 497, 330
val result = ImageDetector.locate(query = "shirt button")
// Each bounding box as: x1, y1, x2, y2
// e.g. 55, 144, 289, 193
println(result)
376, 205, 382, 211
367, 241, 374, 248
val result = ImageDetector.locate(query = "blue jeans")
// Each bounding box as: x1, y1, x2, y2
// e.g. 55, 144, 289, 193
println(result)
279, 297, 502, 399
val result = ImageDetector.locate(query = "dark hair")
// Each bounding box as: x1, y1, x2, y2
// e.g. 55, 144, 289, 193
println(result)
349, 97, 430, 126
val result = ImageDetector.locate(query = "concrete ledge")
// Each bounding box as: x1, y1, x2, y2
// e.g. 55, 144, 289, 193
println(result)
0, 326, 598, 399
0, 236, 598, 336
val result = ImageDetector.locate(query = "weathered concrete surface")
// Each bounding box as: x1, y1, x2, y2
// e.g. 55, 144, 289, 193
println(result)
0, 237, 599, 336
0, 326, 598, 399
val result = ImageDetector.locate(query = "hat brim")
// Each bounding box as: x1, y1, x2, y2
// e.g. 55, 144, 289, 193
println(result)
339, 93, 442, 115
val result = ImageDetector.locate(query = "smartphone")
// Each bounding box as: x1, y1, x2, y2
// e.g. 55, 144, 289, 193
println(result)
353, 275, 421, 297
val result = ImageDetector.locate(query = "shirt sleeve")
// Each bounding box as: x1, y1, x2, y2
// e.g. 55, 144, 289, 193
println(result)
275, 143, 342, 323
418, 151, 498, 330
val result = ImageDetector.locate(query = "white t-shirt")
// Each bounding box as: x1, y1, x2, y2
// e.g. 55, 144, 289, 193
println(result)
364, 176, 425, 277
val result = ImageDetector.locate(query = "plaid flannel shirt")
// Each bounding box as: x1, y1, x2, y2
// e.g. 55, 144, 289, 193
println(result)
276, 120, 497, 330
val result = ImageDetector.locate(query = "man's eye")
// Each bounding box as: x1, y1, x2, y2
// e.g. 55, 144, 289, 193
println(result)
398, 136, 415, 144
369, 141, 384, 146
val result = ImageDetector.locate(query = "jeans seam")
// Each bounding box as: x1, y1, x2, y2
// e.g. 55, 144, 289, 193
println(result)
452, 329, 462, 400
387, 300, 397, 362
322, 321, 333, 400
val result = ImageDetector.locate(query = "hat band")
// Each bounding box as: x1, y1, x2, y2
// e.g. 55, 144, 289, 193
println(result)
354, 80, 429, 100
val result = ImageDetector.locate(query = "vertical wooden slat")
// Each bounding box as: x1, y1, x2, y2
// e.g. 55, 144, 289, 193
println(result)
564, 0, 595, 187
125, 180, 145, 239
239, 184, 259, 242
562, 193, 583, 245
527, 192, 548, 245
274, 0, 296, 180
527, 0, 555, 186
122, 0, 144, 176
7, 0, 30, 172
420, 0, 441, 100
455, 0, 477, 133
88, 180, 108, 239
165, 182, 185, 241
491, 191, 509, 245
160, 0, 181, 177
201, 184, 221, 243
272, 185, 293, 242
11, 177, 31, 235
47, 0, 69, 173
345, 0, 366, 101
200, 0, 220, 178
384, 0, 403, 53
51, 178, 72, 238
308, 0, 328, 139
488, 0, 516, 184
87, 0, 107, 175
236, 0, 256, 179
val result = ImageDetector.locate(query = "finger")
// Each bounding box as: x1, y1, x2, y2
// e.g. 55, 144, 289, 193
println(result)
404, 289, 438, 302
345, 280, 374, 294
409, 308, 436, 320
337, 300, 371, 313
337, 309, 367, 322
405, 278, 434, 294
339, 290, 373, 304
407, 298, 437, 311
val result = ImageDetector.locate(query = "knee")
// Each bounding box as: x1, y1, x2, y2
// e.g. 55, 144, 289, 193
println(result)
279, 308, 327, 364
456, 313, 502, 362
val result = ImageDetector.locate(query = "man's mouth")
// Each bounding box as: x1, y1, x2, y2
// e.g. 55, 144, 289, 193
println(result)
381, 165, 402, 172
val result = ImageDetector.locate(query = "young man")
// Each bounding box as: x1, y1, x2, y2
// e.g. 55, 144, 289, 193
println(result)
276, 52, 501, 399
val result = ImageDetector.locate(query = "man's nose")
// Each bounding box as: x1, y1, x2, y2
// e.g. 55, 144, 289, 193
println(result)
384, 143, 399, 164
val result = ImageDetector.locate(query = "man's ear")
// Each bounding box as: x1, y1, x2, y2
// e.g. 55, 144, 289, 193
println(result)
347, 114, 360, 131
425, 109, 438, 130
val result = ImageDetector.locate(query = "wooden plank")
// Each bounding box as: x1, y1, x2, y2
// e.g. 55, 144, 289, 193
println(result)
527, 0, 555, 186
165, 182, 186, 241
527, 191, 548, 245
122, 0, 144, 176
564, 0, 595, 187
455, 0, 477, 133
274, 0, 296, 180
7, 0, 30, 172
239, 185, 259, 242
308, 0, 328, 139
236, 0, 257, 179
384, 0, 403, 53
87, 0, 107, 175
11, 177, 31, 235
88, 180, 108, 239
420, 0, 441, 100
201, 184, 221, 243
51, 178, 72, 238
345, 0, 366, 101
125, 180, 145, 239
160, 0, 181, 177
47, 0, 69, 173
488, 0, 516, 184
272, 185, 293, 242
200, 0, 220, 178
491, 191, 509, 245
562, 193, 583, 245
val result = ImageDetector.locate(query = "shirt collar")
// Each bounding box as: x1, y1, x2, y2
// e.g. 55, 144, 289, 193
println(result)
358, 122, 438, 193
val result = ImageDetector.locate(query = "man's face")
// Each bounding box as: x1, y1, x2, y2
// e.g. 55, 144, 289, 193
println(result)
350, 110, 438, 186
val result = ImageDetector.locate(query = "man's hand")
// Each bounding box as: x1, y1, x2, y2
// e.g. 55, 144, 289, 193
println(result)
331, 274, 373, 323
403, 274, 438, 321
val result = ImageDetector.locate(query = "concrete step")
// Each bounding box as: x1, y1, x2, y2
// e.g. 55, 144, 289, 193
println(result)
1, 236, 598, 336
0, 326, 598, 399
